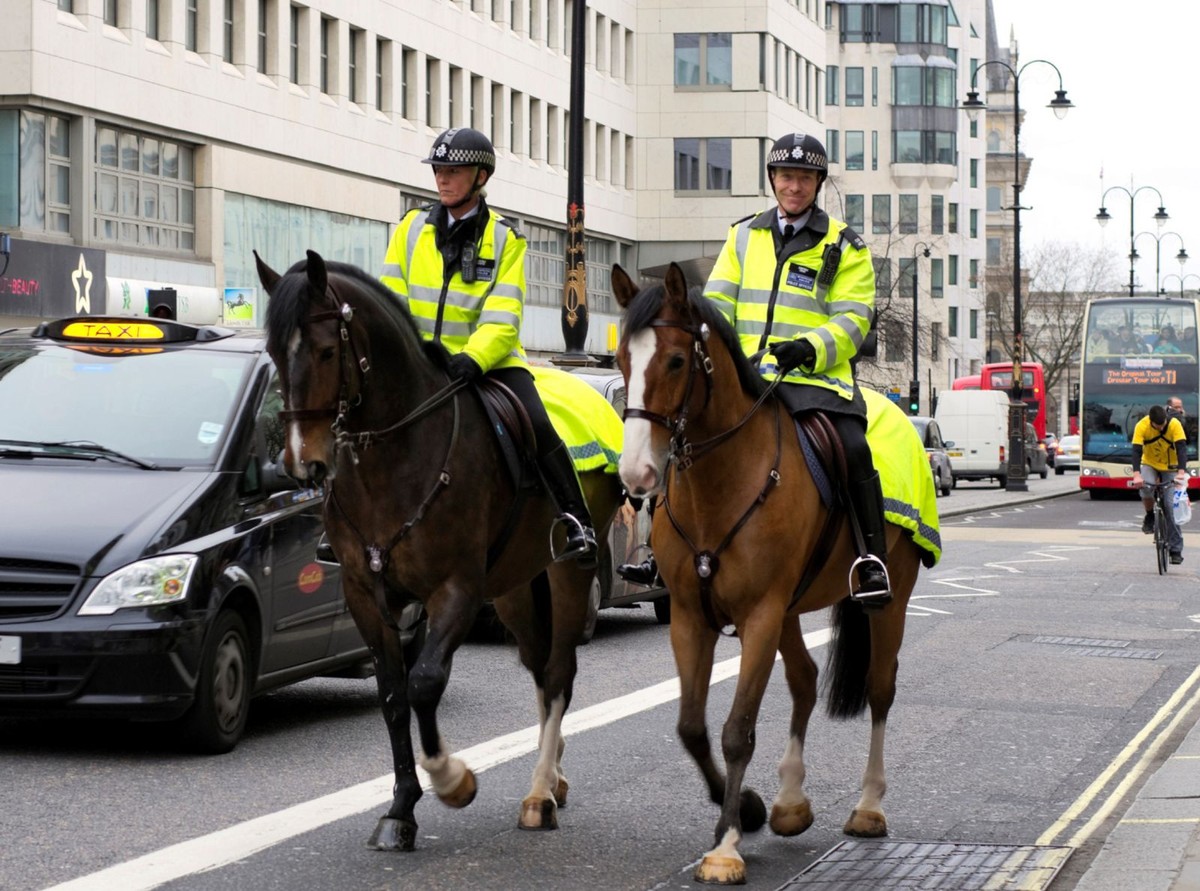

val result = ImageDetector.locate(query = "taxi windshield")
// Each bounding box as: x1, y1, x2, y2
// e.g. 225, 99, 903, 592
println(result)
0, 343, 252, 467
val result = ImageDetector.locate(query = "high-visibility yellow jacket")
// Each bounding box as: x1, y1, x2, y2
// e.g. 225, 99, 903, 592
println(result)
703, 206, 875, 401
380, 202, 528, 372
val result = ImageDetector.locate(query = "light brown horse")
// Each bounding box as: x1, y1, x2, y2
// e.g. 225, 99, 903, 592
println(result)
613, 262, 932, 885
256, 250, 622, 851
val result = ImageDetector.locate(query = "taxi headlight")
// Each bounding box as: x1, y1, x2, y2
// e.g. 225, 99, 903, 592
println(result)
78, 555, 199, 616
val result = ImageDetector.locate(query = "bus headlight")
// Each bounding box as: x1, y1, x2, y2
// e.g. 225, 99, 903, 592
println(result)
78, 554, 199, 616
1081, 467, 1109, 478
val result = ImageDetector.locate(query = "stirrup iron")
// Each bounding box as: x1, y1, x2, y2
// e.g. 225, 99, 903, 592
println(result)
848, 554, 891, 604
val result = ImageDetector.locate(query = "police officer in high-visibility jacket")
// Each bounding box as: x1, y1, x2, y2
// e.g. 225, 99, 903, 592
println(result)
711, 132, 889, 605
380, 127, 596, 566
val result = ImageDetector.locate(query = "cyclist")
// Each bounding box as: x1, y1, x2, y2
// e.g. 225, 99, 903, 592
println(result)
1130, 403, 1188, 564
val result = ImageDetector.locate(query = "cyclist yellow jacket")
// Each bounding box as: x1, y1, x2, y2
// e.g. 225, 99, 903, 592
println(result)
703, 206, 875, 401
380, 203, 528, 372
1132, 415, 1187, 471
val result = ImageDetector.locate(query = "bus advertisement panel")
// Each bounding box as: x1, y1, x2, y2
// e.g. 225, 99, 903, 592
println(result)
980, 362, 1047, 440
1078, 297, 1200, 495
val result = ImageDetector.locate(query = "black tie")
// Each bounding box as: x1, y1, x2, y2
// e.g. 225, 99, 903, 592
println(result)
783, 223, 794, 243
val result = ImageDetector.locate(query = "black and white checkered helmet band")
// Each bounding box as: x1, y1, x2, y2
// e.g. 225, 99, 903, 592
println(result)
427, 145, 496, 168
767, 146, 827, 169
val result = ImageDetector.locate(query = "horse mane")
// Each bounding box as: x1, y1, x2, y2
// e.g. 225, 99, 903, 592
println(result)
624, 281, 768, 400
264, 257, 453, 371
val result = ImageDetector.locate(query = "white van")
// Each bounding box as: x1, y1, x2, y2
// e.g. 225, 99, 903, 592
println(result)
934, 390, 1011, 487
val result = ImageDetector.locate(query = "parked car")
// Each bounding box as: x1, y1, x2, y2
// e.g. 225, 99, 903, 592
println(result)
1055, 434, 1082, 474
909, 416, 954, 497
0, 316, 374, 753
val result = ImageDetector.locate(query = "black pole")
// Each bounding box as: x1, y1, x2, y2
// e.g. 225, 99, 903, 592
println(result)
1128, 193, 1136, 297
1006, 71, 1029, 492
559, 0, 589, 360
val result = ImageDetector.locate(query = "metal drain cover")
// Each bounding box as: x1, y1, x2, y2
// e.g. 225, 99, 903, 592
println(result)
778, 840, 1073, 890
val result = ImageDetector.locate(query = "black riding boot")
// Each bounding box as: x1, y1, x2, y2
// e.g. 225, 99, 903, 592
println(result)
617, 553, 659, 586
539, 442, 598, 569
847, 472, 891, 608
316, 533, 339, 564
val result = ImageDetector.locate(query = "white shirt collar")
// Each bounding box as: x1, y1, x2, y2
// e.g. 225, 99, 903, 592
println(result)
778, 209, 811, 233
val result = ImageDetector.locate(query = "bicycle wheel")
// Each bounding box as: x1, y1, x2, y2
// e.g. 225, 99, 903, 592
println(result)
1155, 503, 1170, 574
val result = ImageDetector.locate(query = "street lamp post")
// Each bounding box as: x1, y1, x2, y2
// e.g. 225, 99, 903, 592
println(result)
1096, 186, 1170, 297
910, 242, 932, 415
1131, 231, 1187, 296
1161, 273, 1200, 297
963, 59, 1073, 493
986, 310, 998, 363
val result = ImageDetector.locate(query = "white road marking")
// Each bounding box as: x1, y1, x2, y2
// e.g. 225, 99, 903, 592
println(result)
45, 628, 833, 891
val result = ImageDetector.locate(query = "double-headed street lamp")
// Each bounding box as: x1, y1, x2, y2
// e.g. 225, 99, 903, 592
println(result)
909, 241, 932, 415
1161, 273, 1200, 298
1096, 186, 1169, 297
1130, 231, 1188, 296
963, 59, 1073, 493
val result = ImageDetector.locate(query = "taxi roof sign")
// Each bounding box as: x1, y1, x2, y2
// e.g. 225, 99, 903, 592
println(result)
35, 316, 235, 344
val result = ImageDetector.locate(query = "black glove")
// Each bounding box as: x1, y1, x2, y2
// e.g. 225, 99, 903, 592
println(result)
769, 338, 816, 373
447, 353, 482, 383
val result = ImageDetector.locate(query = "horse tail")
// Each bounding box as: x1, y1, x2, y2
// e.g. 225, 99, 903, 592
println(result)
822, 598, 870, 720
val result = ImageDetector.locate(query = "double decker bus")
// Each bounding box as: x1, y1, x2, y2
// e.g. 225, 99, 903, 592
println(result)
1078, 295, 1200, 497
980, 361, 1048, 440
951, 374, 981, 390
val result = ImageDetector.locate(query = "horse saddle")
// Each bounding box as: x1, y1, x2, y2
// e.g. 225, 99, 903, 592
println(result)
793, 411, 843, 510
475, 377, 540, 490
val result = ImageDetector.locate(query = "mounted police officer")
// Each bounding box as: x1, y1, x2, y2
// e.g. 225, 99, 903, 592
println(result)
618, 133, 891, 605
381, 127, 597, 566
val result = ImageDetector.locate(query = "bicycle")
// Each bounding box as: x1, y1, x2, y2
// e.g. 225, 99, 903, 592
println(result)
1132, 479, 1178, 574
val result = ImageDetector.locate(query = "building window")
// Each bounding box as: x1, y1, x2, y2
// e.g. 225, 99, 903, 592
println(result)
884, 319, 906, 363
987, 186, 1003, 211
426, 57, 439, 127
674, 138, 731, 192
899, 258, 915, 298
899, 194, 918, 234
94, 125, 195, 252
320, 17, 332, 94
970, 208, 978, 238
841, 3, 872, 42
872, 194, 891, 234
674, 33, 732, 88
825, 129, 840, 163
932, 322, 941, 360
871, 66, 878, 106
970, 158, 978, 188
893, 130, 955, 164
289, 6, 299, 83
948, 306, 958, 338
257, 0, 269, 74
525, 221, 565, 308
931, 195, 944, 235
845, 67, 864, 106
931, 258, 944, 298
845, 130, 864, 171
186, 0, 199, 51
845, 194, 864, 231
104, 0, 118, 26
349, 28, 364, 104
948, 254, 958, 286
58, 0, 72, 10
871, 130, 878, 170
949, 202, 958, 234
969, 259, 979, 289
987, 237, 1002, 265
147, 0, 161, 40
0, 110, 71, 234
892, 65, 955, 107
223, 0, 237, 64
377, 39, 390, 112
873, 258, 891, 295
826, 65, 839, 105
969, 308, 979, 339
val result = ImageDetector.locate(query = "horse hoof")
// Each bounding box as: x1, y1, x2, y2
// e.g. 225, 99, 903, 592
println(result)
843, 808, 888, 837
739, 789, 767, 834
769, 801, 814, 836
367, 817, 418, 851
437, 768, 478, 809
554, 776, 570, 807
694, 853, 746, 885
518, 795, 559, 830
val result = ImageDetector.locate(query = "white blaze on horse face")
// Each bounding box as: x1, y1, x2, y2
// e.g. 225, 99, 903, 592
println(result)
285, 328, 308, 480
619, 328, 665, 497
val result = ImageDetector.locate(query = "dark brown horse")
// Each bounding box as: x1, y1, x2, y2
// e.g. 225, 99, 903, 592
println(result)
256, 250, 621, 851
613, 262, 934, 885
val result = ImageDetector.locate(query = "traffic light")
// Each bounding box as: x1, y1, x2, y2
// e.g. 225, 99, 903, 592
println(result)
908, 381, 920, 415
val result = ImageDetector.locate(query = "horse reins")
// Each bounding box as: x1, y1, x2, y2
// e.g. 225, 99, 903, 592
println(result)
628, 315, 784, 634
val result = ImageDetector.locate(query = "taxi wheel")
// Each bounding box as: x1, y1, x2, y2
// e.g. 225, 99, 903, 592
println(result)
181, 610, 252, 754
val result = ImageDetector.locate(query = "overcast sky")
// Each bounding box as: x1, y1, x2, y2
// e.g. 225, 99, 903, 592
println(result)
989, 0, 1199, 293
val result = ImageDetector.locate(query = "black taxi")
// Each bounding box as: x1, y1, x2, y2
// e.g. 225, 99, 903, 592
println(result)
0, 317, 370, 752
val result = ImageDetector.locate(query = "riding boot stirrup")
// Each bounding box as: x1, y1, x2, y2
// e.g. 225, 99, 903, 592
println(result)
552, 513, 598, 569
849, 554, 892, 609
617, 553, 660, 587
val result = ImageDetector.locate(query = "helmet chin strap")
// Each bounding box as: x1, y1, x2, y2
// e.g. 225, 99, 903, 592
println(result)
444, 166, 487, 212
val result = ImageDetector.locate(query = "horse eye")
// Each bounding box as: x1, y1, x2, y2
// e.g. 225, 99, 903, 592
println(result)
319, 346, 336, 362
667, 354, 686, 373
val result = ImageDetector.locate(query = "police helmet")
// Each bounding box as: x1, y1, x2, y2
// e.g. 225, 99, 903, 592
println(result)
422, 128, 496, 175
766, 133, 828, 182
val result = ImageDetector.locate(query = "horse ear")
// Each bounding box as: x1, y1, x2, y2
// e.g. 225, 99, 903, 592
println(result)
254, 250, 281, 293
664, 262, 690, 310
306, 249, 328, 295
611, 264, 639, 310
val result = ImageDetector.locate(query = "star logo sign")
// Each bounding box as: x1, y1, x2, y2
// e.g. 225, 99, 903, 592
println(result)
435, 144, 448, 158
791, 147, 804, 160
71, 254, 94, 313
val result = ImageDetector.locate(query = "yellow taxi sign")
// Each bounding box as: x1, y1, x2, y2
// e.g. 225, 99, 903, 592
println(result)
61, 320, 167, 341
